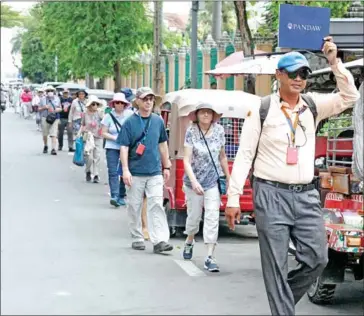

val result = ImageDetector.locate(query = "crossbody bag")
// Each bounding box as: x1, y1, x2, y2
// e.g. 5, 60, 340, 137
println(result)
46, 100, 57, 125
198, 125, 227, 195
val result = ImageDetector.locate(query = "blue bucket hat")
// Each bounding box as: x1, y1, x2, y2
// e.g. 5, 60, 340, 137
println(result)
277, 52, 312, 73
120, 88, 136, 102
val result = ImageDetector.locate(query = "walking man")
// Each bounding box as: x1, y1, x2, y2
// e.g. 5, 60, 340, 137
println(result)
58, 89, 75, 152
118, 87, 173, 253
225, 37, 360, 315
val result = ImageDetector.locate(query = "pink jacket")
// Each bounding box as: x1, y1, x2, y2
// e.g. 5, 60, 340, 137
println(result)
21, 91, 33, 103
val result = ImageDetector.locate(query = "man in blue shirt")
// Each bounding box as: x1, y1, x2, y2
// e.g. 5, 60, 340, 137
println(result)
117, 87, 173, 253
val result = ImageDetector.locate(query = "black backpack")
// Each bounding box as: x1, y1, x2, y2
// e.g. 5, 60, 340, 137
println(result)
250, 94, 317, 184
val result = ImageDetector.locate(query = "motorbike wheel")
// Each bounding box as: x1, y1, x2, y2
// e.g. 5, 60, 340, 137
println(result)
307, 276, 336, 305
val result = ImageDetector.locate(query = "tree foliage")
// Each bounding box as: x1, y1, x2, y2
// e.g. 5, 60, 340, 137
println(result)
1, 3, 23, 28
257, 1, 353, 37
19, 5, 58, 83
39, 1, 153, 89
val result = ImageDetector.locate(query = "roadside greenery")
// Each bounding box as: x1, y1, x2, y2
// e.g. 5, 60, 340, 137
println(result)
1, 3, 23, 28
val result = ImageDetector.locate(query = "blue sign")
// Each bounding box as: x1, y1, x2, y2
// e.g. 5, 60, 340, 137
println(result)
278, 4, 331, 50
17, 73, 22, 79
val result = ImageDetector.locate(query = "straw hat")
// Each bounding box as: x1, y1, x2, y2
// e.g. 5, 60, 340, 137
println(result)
44, 85, 56, 91
188, 103, 222, 123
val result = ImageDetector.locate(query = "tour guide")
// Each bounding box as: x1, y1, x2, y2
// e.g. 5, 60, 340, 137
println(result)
225, 37, 360, 315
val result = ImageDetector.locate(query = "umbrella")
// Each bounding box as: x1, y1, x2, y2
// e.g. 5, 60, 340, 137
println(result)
57, 83, 88, 90
205, 55, 281, 78
215, 49, 267, 68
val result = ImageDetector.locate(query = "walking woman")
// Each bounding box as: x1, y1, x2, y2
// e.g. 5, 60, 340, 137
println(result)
182, 103, 230, 272
69, 89, 88, 139
101, 93, 133, 207
80, 95, 103, 183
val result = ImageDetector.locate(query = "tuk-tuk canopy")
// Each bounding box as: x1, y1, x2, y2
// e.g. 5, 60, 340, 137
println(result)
162, 89, 260, 119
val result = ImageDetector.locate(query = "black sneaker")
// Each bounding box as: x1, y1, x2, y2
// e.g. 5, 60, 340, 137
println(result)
86, 172, 91, 182
43, 146, 48, 154
69, 148, 75, 153
58, 146, 63, 151
51, 149, 57, 155
153, 241, 173, 254
132, 241, 146, 250
93, 175, 100, 183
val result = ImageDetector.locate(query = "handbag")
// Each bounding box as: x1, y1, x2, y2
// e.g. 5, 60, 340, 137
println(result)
45, 100, 57, 125
198, 125, 227, 195
73, 136, 85, 167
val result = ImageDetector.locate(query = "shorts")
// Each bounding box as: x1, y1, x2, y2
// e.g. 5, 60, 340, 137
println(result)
41, 117, 59, 137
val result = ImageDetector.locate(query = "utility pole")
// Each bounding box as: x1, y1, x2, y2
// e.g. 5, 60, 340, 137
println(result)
153, 1, 163, 94
212, 1, 222, 42
191, 1, 199, 89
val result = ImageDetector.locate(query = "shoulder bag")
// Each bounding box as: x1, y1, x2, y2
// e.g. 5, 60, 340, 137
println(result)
198, 125, 227, 195
46, 100, 57, 125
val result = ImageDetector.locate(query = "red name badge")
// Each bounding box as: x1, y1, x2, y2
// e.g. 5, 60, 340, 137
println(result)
286, 147, 298, 165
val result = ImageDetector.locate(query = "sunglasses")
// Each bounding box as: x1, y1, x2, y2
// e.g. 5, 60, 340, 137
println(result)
90, 103, 98, 106
281, 68, 310, 80
114, 101, 126, 105
141, 96, 155, 102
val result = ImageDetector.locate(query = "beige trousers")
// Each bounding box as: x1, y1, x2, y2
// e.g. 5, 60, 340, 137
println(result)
85, 137, 102, 176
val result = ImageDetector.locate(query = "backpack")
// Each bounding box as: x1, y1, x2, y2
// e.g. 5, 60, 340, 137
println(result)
250, 94, 317, 184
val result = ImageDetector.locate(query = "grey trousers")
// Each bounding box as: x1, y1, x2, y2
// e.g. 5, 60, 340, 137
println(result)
253, 179, 328, 316
58, 118, 73, 149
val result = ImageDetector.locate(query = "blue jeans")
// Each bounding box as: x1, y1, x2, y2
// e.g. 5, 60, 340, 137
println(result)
106, 149, 126, 199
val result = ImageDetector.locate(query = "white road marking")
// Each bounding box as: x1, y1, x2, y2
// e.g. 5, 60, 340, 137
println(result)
54, 199, 60, 202
54, 291, 71, 296
68, 153, 73, 156
174, 259, 206, 277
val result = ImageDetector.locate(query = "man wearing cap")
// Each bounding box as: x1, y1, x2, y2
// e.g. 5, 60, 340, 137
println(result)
117, 87, 173, 253
225, 37, 360, 315
39, 85, 62, 155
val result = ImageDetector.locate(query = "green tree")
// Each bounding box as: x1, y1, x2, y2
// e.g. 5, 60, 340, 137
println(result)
40, 1, 153, 91
1, 3, 23, 28
257, 1, 353, 38
19, 5, 58, 83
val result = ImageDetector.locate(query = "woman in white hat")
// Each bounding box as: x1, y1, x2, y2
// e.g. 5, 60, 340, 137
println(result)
101, 93, 133, 207
182, 103, 230, 272
80, 95, 104, 183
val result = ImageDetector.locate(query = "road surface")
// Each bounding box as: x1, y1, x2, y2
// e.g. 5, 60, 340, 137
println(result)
1, 111, 363, 315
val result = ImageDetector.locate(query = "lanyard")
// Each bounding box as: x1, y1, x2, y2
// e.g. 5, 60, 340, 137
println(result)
138, 114, 151, 142
281, 107, 299, 146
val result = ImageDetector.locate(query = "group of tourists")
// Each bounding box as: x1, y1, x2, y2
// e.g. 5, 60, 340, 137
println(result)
10, 37, 363, 316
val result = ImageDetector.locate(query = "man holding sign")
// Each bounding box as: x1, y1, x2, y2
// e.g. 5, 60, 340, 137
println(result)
225, 37, 360, 315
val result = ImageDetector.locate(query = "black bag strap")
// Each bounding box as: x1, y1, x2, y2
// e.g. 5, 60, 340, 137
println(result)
197, 124, 221, 180
48, 98, 56, 111
78, 100, 84, 112
129, 113, 152, 152
301, 93, 317, 127
109, 112, 122, 133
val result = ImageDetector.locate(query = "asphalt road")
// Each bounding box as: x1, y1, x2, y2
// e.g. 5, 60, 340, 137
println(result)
1, 110, 363, 315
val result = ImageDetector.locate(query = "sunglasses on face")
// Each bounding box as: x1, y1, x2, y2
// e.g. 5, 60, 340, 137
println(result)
114, 101, 126, 105
90, 103, 98, 106
281, 68, 310, 80
141, 96, 155, 102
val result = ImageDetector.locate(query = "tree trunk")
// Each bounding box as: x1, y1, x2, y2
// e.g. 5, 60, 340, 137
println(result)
97, 77, 105, 89
88, 75, 95, 89
233, 1, 254, 56
113, 61, 121, 92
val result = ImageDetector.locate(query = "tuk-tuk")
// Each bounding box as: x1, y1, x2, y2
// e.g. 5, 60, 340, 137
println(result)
161, 89, 261, 235
290, 59, 364, 305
